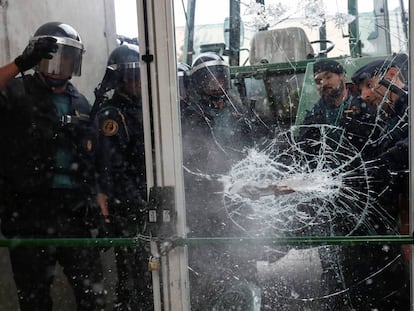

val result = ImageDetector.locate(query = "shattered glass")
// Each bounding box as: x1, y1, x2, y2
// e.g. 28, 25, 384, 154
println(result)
0, 0, 409, 310
175, 0, 410, 309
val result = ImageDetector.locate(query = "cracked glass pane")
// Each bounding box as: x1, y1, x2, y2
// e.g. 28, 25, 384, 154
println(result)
175, 0, 410, 309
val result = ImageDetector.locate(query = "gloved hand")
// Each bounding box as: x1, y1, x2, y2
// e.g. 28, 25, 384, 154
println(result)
14, 37, 58, 72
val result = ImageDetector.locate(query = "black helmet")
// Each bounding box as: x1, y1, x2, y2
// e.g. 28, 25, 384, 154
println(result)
106, 43, 141, 98
107, 43, 140, 82
177, 62, 191, 101
190, 52, 230, 96
32, 22, 85, 77
351, 59, 390, 85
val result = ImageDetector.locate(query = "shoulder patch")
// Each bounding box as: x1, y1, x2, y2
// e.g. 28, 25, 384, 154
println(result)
101, 119, 119, 136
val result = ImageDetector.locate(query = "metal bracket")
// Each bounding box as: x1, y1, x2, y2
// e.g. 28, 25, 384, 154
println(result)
148, 186, 176, 238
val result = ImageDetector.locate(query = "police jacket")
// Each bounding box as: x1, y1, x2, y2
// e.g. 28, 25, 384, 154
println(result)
296, 94, 377, 235
374, 95, 408, 169
298, 94, 375, 156
181, 96, 254, 175
180, 96, 254, 237
368, 94, 408, 219
95, 91, 146, 206
299, 96, 351, 144
0, 73, 96, 194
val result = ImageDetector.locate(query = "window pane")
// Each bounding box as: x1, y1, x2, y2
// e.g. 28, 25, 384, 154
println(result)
175, 0, 410, 309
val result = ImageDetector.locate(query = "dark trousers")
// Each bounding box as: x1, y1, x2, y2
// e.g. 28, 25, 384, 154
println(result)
318, 245, 355, 311
1, 189, 106, 311
107, 203, 153, 311
113, 245, 153, 311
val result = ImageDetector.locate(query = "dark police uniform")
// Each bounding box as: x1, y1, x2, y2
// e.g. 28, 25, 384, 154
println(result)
181, 95, 258, 311
338, 59, 410, 311
299, 92, 409, 310
181, 96, 254, 236
0, 73, 105, 311
340, 94, 409, 311
297, 92, 378, 311
94, 91, 151, 311
299, 93, 375, 152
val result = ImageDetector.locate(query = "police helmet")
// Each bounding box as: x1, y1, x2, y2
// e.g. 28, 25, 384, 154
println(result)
107, 43, 140, 82
32, 22, 85, 77
351, 59, 391, 85
190, 52, 230, 96
177, 62, 191, 101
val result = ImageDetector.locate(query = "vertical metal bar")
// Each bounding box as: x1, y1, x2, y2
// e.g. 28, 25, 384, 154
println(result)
319, 20, 327, 53
140, 0, 158, 187
183, 0, 196, 65
136, 0, 161, 309
400, 0, 408, 44
136, 0, 190, 310
348, 0, 361, 57
409, 1, 413, 309
382, 0, 392, 55
229, 0, 240, 66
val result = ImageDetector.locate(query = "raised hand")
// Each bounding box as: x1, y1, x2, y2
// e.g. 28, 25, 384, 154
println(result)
14, 37, 58, 72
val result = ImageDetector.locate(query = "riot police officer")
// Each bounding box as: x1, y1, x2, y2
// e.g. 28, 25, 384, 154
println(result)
0, 22, 105, 311
186, 52, 254, 167
345, 58, 410, 311
93, 43, 152, 311
182, 52, 254, 236
181, 52, 258, 310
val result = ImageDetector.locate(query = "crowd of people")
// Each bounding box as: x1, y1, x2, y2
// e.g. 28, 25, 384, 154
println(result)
0, 20, 410, 311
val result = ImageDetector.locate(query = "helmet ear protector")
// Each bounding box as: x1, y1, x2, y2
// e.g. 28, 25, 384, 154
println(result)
177, 62, 191, 100
33, 35, 85, 77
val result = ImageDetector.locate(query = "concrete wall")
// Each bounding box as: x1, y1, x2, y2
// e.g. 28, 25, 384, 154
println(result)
0, 0, 118, 102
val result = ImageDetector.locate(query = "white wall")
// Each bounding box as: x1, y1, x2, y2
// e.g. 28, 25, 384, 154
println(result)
0, 0, 118, 103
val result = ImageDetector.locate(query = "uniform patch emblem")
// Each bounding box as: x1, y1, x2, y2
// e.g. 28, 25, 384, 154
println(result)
102, 119, 119, 136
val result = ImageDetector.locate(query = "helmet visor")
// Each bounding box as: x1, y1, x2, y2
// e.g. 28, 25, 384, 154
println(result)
109, 62, 141, 82
110, 62, 141, 97
191, 60, 230, 95
34, 36, 85, 77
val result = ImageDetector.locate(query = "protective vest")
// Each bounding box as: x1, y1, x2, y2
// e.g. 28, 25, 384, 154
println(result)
298, 95, 375, 153
95, 92, 146, 205
0, 74, 97, 194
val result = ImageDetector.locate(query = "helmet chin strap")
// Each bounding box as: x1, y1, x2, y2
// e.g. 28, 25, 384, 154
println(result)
40, 73, 70, 89
39, 72, 72, 90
